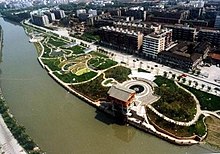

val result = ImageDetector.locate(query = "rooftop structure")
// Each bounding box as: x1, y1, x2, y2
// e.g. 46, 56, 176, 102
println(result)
108, 85, 136, 116
158, 41, 210, 70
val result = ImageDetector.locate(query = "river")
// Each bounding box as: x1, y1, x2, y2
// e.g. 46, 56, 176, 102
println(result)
0, 18, 214, 154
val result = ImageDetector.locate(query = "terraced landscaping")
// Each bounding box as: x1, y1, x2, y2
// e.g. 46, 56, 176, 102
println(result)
146, 107, 206, 138
153, 76, 197, 122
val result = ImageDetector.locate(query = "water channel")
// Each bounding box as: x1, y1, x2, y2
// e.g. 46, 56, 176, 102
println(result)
0, 18, 214, 154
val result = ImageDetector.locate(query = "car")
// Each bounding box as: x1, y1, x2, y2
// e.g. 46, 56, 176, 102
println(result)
181, 74, 187, 77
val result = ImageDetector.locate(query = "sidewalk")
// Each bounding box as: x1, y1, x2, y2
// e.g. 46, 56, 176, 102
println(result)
0, 115, 26, 154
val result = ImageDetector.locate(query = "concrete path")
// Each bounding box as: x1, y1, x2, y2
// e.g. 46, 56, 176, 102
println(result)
0, 115, 26, 154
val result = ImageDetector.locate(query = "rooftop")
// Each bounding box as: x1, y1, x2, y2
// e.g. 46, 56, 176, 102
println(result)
108, 85, 135, 102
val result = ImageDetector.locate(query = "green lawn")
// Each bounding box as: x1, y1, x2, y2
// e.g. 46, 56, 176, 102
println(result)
88, 57, 118, 70
181, 84, 220, 111
42, 59, 61, 71
72, 74, 110, 101
153, 76, 197, 122
42, 44, 53, 58
47, 37, 67, 47
90, 51, 108, 58
65, 45, 85, 54
54, 71, 97, 83
104, 66, 131, 83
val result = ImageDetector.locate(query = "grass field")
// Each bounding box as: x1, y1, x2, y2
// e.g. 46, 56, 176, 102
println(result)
54, 71, 97, 83
42, 59, 61, 71
48, 37, 67, 47
88, 57, 118, 70
181, 84, 220, 111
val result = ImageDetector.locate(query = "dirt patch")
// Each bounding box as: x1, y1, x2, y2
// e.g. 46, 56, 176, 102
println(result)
205, 116, 220, 149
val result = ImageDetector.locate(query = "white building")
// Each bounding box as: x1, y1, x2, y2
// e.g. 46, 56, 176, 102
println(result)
142, 34, 165, 59
214, 15, 220, 29
76, 9, 86, 17
142, 28, 173, 59
88, 9, 97, 16
189, 0, 204, 8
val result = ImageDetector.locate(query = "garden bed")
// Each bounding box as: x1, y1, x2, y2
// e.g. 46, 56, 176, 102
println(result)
153, 76, 197, 122
71, 74, 110, 101
104, 66, 131, 83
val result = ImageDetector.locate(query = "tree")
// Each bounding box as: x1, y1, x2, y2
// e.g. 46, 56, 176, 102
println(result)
163, 71, 168, 78
194, 81, 198, 87
201, 84, 205, 89
177, 76, 181, 81
182, 78, 186, 83
188, 80, 192, 86
172, 74, 176, 80
207, 86, 211, 91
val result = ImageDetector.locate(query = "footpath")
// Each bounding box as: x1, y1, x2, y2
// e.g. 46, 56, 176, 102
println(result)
0, 90, 26, 154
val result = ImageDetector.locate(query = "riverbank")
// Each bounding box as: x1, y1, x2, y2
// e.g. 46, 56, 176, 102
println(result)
0, 90, 45, 154
22, 21, 210, 147
0, 24, 43, 154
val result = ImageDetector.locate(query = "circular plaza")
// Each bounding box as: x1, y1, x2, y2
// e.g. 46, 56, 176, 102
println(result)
122, 79, 158, 105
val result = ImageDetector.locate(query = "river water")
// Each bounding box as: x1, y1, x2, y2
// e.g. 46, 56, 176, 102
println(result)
0, 18, 213, 154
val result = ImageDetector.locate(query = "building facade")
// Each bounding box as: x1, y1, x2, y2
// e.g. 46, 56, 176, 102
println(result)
214, 15, 220, 29
142, 29, 172, 59
198, 29, 220, 47
31, 14, 49, 26
165, 24, 197, 42
98, 26, 143, 54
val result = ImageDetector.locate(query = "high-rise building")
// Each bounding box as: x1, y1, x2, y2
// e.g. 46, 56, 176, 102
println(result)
44, 12, 55, 23
31, 14, 49, 26
76, 9, 86, 17
51, 9, 65, 19
142, 29, 172, 59
88, 9, 97, 16
214, 15, 220, 29
142, 34, 165, 59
